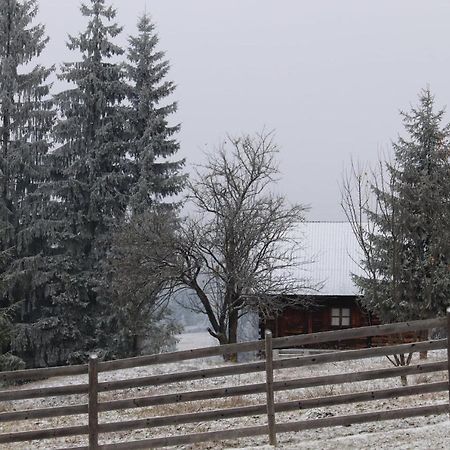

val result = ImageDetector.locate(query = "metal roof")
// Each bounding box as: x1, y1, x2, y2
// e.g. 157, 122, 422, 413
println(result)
298, 221, 363, 296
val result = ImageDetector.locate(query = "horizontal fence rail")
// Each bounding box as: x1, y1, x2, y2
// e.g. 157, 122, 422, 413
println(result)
0, 403, 88, 422
274, 339, 447, 370
0, 313, 449, 449
95, 360, 447, 414
0, 383, 88, 402
2, 340, 445, 404
94, 382, 450, 434
1, 316, 446, 383
2, 360, 446, 424
17, 356, 438, 428
93, 404, 450, 450
0, 424, 89, 445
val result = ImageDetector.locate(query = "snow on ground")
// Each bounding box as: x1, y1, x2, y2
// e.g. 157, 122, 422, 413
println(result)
0, 332, 449, 449
175, 329, 218, 351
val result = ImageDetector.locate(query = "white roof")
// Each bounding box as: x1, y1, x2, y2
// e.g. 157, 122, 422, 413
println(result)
298, 221, 363, 296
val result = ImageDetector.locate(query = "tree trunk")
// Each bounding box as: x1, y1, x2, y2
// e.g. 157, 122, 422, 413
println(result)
228, 309, 238, 344
224, 308, 239, 362
390, 352, 413, 386
132, 335, 139, 357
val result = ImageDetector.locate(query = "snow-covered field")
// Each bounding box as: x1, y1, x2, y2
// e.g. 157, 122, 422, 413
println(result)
175, 329, 218, 351
0, 332, 449, 449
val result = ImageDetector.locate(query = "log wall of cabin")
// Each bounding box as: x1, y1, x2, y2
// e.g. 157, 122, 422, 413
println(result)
265, 296, 375, 349
271, 296, 368, 334
264, 295, 419, 349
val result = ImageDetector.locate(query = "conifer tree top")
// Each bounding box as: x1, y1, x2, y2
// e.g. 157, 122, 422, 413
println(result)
66, 0, 123, 59
0, 0, 49, 64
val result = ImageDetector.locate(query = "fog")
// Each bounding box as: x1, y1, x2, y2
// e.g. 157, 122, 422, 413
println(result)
37, 0, 450, 219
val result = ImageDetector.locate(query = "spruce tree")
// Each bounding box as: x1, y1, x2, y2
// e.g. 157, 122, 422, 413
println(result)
355, 89, 450, 322
103, 16, 185, 357
0, 0, 53, 370
24, 0, 128, 365
126, 15, 184, 212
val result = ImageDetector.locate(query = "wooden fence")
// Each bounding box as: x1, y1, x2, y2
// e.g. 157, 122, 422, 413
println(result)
0, 311, 449, 449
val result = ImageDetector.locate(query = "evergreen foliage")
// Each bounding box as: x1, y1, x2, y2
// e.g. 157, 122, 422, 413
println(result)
103, 16, 185, 357
18, 0, 129, 366
355, 89, 450, 322
125, 15, 184, 212
0, 1, 185, 368
0, 0, 53, 370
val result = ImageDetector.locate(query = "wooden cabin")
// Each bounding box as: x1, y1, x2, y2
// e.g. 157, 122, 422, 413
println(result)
264, 296, 379, 349
262, 222, 394, 349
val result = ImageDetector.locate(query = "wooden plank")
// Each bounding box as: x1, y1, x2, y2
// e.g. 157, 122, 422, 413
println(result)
88, 354, 99, 450
273, 360, 447, 392
1, 343, 441, 405
97, 316, 445, 373
275, 381, 448, 412
0, 403, 87, 422
97, 340, 445, 394
272, 317, 446, 349
264, 330, 277, 446
97, 424, 269, 449
1, 364, 443, 446
276, 403, 449, 433
56, 447, 88, 450
2, 360, 442, 421
0, 363, 88, 383
0, 424, 88, 444
0, 317, 444, 382
98, 382, 267, 412
97, 403, 449, 449
99, 404, 266, 433
98, 360, 266, 392
97, 340, 265, 372
274, 339, 447, 371
96, 381, 447, 434
0, 382, 88, 402
97, 360, 446, 413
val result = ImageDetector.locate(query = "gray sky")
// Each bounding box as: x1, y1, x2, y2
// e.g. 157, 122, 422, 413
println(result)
37, 0, 450, 220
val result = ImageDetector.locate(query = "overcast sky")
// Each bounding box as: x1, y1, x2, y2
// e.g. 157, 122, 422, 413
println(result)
36, 0, 450, 220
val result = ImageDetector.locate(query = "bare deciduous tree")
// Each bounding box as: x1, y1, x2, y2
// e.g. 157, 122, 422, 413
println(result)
341, 157, 423, 385
340, 156, 402, 316
175, 131, 311, 351
106, 210, 181, 357
109, 131, 313, 359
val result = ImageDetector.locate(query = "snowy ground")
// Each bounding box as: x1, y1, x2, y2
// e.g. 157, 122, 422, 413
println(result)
0, 332, 449, 449
175, 328, 218, 351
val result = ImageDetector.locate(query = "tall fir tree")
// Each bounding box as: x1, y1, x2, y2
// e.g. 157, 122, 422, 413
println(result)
126, 15, 184, 212
0, 0, 53, 370
102, 15, 185, 357
17, 0, 129, 366
355, 89, 450, 322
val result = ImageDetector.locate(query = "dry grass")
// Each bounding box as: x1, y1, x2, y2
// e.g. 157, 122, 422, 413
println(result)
0, 403, 10, 413
0, 350, 448, 449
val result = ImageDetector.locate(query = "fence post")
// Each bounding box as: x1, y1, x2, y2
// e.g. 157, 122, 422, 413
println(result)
265, 330, 277, 446
447, 308, 450, 417
88, 354, 99, 449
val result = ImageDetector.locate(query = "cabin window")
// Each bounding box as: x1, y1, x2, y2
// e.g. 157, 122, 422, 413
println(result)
331, 307, 351, 327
